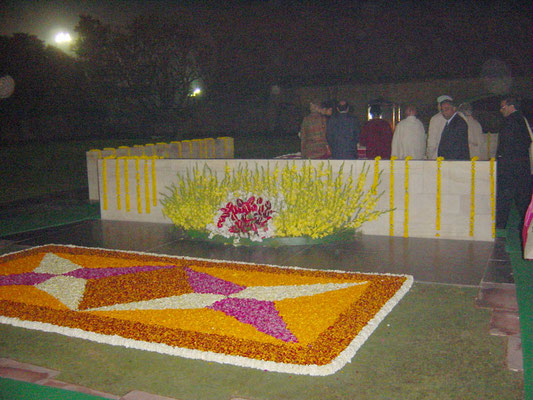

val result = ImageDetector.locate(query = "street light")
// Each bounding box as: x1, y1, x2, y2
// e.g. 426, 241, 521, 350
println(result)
54, 32, 72, 44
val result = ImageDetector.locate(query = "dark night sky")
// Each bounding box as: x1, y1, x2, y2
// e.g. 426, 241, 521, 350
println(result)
0, 0, 184, 44
0, 0, 531, 83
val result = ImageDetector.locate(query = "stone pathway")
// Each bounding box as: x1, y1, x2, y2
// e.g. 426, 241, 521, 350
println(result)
475, 237, 523, 372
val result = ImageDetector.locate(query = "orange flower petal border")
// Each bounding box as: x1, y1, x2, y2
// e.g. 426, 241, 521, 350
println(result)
0, 244, 413, 376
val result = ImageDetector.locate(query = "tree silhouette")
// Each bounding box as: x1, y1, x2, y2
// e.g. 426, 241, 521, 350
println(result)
73, 13, 217, 135
0, 33, 89, 142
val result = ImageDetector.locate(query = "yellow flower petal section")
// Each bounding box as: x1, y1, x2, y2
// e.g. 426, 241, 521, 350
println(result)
0, 253, 45, 275
189, 264, 361, 287
275, 282, 370, 345
88, 308, 284, 345
0, 286, 69, 310
56, 252, 171, 269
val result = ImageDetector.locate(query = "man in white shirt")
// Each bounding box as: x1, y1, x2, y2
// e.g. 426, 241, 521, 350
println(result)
391, 104, 426, 159
426, 95, 452, 159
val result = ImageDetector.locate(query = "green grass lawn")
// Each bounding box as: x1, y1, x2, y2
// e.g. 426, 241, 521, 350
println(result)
0, 134, 300, 204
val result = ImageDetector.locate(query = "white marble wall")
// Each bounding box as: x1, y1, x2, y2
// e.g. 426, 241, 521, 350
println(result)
86, 137, 234, 201
98, 158, 496, 241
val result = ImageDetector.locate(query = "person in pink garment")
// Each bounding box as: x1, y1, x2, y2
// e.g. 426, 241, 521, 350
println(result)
359, 105, 393, 159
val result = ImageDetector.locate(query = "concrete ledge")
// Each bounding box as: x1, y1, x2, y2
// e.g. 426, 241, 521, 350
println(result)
506, 336, 524, 372
489, 310, 521, 336
0, 358, 59, 383
43, 379, 120, 399
121, 390, 182, 400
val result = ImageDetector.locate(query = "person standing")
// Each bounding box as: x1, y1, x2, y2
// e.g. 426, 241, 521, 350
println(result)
459, 103, 485, 159
426, 95, 452, 159
437, 99, 470, 160
496, 95, 532, 229
391, 104, 426, 159
299, 101, 330, 159
359, 105, 393, 159
326, 100, 360, 159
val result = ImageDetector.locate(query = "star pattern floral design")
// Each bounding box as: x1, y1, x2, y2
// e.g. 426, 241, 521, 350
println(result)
0, 245, 413, 375
1, 252, 367, 343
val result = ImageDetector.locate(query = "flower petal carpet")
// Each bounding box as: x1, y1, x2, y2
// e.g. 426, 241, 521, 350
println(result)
0, 244, 412, 375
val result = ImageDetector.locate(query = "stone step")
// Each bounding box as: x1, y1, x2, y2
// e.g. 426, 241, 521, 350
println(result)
475, 286, 519, 312
120, 391, 182, 400
489, 310, 521, 337
506, 336, 524, 372
0, 358, 120, 399
0, 358, 59, 384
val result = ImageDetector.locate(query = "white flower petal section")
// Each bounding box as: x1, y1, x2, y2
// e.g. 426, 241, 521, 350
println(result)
228, 281, 368, 301
34, 253, 81, 274
87, 293, 226, 312
36, 276, 86, 310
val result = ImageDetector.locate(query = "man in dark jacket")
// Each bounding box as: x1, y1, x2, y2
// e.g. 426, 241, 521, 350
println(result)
326, 100, 361, 159
437, 99, 470, 160
496, 95, 532, 229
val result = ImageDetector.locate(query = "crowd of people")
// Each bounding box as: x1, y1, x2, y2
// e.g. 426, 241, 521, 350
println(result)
298, 94, 533, 230
299, 94, 494, 162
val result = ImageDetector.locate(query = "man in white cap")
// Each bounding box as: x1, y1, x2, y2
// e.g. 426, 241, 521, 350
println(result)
426, 95, 452, 159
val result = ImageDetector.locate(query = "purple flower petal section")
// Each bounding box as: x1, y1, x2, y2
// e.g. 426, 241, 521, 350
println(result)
65, 265, 178, 279
0, 272, 55, 286
209, 298, 298, 343
185, 267, 245, 296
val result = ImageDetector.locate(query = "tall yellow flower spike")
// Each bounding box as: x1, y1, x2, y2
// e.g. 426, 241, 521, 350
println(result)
151, 156, 157, 207
490, 157, 496, 238
435, 157, 444, 237
143, 157, 150, 214
404, 156, 412, 238
135, 157, 142, 214
102, 157, 108, 211
115, 158, 121, 210
373, 156, 381, 195
124, 158, 130, 212
469, 156, 479, 236
389, 156, 397, 236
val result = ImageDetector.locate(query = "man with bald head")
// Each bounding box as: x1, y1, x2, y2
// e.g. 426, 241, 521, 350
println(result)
391, 104, 426, 159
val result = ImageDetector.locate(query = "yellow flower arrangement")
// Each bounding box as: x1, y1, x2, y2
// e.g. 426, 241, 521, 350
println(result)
161, 162, 388, 241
